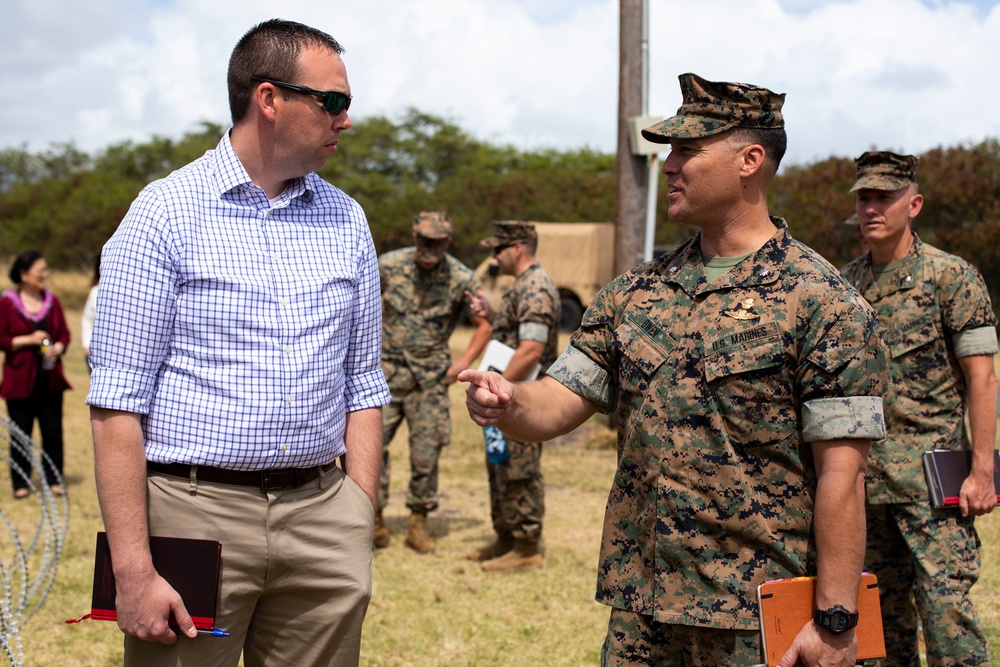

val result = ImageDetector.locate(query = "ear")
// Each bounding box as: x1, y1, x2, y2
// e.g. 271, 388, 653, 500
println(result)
908, 192, 924, 220
738, 144, 767, 178
254, 81, 280, 122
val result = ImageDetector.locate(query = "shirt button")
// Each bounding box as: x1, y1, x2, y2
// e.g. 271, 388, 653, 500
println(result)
281, 444, 289, 452
280, 299, 289, 307
284, 346, 292, 354
285, 396, 293, 405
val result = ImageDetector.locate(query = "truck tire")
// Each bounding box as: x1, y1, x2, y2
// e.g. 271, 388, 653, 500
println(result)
559, 295, 584, 332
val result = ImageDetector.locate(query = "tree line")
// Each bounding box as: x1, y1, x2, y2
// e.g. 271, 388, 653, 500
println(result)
1, 110, 997, 309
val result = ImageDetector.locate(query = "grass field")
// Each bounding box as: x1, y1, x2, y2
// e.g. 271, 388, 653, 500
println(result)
1, 271, 998, 666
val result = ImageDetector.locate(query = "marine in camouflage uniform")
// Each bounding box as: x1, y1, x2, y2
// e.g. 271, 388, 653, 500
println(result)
378, 211, 492, 553
555, 218, 887, 665
467, 221, 560, 572
841, 152, 998, 667
461, 74, 889, 666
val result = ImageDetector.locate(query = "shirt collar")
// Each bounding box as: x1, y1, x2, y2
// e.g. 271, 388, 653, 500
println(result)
853, 232, 922, 296
662, 217, 788, 295
214, 131, 311, 204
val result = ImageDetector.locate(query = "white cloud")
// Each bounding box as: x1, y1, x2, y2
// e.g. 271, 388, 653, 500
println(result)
1, 0, 998, 165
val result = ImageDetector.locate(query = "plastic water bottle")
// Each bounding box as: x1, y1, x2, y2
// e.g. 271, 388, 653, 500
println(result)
484, 425, 509, 464
40, 338, 55, 371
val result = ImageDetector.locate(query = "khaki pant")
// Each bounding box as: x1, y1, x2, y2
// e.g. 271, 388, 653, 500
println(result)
125, 465, 374, 667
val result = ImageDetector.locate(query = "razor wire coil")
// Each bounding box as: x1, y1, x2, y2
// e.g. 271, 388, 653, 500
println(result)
0, 415, 69, 667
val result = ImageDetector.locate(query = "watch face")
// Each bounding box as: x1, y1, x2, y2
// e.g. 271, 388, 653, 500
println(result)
829, 611, 849, 633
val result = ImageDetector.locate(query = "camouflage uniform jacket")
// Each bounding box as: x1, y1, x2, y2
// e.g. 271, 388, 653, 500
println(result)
546, 220, 889, 630
492, 263, 561, 374
379, 248, 482, 388
841, 234, 998, 504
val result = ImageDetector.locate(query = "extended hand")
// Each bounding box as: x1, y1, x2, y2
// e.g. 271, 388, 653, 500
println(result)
114, 571, 197, 644
465, 290, 494, 322
457, 368, 513, 427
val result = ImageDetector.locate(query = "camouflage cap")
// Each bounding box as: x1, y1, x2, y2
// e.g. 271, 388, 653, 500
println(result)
479, 221, 538, 249
641, 73, 785, 144
850, 151, 919, 192
843, 213, 859, 227
413, 210, 453, 239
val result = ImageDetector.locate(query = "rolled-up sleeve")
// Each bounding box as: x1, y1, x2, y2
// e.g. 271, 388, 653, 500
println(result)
343, 214, 391, 413
547, 346, 614, 414
952, 325, 998, 358
86, 189, 177, 414
802, 396, 886, 442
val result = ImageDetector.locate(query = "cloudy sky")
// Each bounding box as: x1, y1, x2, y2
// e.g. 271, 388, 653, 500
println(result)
3, 0, 999, 167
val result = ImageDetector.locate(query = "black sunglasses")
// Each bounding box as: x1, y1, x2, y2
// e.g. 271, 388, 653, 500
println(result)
250, 76, 352, 115
492, 242, 521, 256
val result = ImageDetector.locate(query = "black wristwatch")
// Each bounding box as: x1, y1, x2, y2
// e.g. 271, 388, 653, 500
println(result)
813, 605, 859, 635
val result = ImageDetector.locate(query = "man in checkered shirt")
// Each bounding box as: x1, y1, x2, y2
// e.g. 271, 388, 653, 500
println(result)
86, 19, 389, 667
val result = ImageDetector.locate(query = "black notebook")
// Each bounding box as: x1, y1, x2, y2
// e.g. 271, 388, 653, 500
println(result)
922, 449, 1000, 509
91, 532, 222, 630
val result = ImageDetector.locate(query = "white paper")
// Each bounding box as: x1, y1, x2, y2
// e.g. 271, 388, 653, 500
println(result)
477, 340, 541, 381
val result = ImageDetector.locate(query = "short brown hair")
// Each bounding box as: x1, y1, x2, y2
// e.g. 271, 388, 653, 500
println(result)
228, 19, 344, 125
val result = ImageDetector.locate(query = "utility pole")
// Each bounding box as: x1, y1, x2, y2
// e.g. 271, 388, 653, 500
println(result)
614, 0, 648, 276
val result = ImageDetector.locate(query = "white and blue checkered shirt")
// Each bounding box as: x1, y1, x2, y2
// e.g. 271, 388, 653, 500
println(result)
86, 133, 390, 470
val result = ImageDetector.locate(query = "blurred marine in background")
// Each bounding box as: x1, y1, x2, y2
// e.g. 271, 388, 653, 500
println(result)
466, 221, 560, 572
376, 210, 491, 553
842, 151, 998, 667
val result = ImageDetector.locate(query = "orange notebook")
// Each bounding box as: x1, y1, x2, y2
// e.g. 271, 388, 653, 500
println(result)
757, 573, 886, 667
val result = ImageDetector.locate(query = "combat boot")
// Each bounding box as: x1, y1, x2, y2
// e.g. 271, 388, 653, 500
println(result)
466, 532, 514, 562
373, 509, 389, 549
404, 511, 434, 554
481, 538, 542, 572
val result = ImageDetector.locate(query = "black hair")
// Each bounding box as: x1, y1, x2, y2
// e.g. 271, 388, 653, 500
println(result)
9, 250, 44, 285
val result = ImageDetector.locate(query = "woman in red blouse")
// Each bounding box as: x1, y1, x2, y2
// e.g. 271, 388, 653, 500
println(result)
1, 251, 71, 498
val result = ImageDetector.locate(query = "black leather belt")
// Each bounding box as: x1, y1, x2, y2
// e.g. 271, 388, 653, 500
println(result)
147, 461, 336, 492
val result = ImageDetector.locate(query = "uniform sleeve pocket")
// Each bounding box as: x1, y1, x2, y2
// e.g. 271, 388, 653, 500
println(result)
614, 317, 671, 397
704, 335, 796, 447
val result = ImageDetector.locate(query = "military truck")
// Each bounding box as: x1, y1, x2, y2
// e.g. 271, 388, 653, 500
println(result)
473, 222, 616, 332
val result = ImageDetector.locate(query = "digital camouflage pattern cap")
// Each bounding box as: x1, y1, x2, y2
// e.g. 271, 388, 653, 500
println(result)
850, 151, 918, 192
479, 221, 538, 249
413, 210, 453, 239
641, 73, 785, 143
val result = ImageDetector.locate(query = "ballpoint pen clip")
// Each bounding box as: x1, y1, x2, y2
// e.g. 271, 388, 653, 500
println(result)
169, 626, 230, 637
